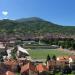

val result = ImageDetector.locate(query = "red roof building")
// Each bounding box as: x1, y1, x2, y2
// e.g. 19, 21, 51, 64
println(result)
21, 63, 37, 75
35, 64, 48, 72
6, 71, 15, 75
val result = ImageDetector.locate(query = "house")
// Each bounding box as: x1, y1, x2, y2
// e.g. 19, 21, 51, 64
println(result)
21, 62, 37, 75
6, 71, 15, 75
69, 56, 75, 67
46, 60, 57, 70
69, 56, 75, 63
68, 56, 75, 71
0, 61, 21, 75
35, 64, 48, 73
0, 63, 12, 75
17, 45, 30, 59
4, 59, 21, 74
7, 37, 16, 47
57, 56, 69, 62
6, 48, 14, 59
4, 59, 18, 66
6, 45, 30, 60
0, 42, 5, 49
56, 56, 69, 68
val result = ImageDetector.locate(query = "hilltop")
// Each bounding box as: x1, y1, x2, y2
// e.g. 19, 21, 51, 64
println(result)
0, 17, 75, 38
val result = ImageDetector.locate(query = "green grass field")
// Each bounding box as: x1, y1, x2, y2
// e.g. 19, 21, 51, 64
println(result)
28, 49, 71, 59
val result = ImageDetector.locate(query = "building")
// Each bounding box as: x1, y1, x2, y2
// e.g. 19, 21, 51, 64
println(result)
21, 62, 37, 75
6, 45, 30, 60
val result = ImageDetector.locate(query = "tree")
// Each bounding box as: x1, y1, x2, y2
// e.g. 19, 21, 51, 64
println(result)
52, 55, 56, 61
0, 54, 3, 62
11, 46, 17, 59
46, 54, 51, 61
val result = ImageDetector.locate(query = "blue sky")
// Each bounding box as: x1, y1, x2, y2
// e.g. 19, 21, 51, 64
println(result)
0, 0, 75, 26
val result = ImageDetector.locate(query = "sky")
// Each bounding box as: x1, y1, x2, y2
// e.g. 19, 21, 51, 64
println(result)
0, 0, 75, 26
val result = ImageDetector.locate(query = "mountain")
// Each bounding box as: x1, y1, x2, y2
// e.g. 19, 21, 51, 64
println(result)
0, 17, 75, 38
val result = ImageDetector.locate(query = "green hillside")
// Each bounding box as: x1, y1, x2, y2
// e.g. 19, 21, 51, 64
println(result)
0, 17, 75, 36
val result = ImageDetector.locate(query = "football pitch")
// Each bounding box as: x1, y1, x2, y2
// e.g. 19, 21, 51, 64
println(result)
28, 49, 72, 59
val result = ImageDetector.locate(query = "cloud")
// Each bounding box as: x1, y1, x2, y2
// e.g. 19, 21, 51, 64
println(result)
2, 11, 8, 16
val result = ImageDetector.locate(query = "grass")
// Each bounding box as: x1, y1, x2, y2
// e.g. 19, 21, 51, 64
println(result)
28, 49, 71, 59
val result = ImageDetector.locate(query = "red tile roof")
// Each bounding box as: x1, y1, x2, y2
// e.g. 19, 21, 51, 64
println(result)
70, 56, 75, 60
6, 71, 15, 75
35, 64, 48, 72
21, 63, 35, 73
57, 56, 69, 61
3, 60, 19, 73
4, 60, 18, 66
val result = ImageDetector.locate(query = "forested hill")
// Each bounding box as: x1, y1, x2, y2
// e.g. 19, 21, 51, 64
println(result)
0, 17, 75, 36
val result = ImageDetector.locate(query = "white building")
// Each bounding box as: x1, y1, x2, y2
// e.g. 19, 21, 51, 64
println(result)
6, 45, 30, 60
